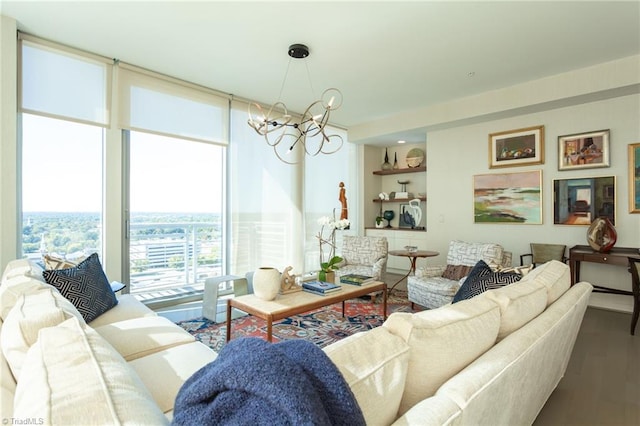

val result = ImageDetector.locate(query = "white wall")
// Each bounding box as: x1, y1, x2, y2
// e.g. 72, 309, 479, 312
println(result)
0, 16, 18, 272
419, 94, 639, 313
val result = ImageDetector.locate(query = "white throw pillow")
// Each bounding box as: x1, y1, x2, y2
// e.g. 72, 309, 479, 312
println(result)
324, 327, 410, 426
1, 259, 45, 283
383, 296, 500, 416
0, 275, 51, 320
1, 288, 83, 380
13, 317, 167, 425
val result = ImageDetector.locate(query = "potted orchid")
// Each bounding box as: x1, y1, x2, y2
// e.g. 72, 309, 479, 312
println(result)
317, 215, 350, 282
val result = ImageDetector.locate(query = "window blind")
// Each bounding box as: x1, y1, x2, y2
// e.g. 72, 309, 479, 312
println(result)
19, 35, 110, 127
118, 65, 229, 145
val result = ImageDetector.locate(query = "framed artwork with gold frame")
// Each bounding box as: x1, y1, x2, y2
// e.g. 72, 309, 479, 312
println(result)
488, 125, 544, 169
558, 129, 610, 171
473, 170, 542, 224
629, 143, 640, 213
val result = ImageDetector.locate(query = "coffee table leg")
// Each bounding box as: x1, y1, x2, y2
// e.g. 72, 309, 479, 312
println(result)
267, 316, 273, 342
226, 300, 232, 342
342, 300, 346, 317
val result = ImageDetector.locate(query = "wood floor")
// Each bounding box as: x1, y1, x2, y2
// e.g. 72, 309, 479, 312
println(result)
534, 307, 640, 425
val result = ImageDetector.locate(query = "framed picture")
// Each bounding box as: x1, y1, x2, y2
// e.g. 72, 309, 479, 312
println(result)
473, 170, 542, 224
629, 143, 640, 213
489, 125, 544, 169
558, 129, 610, 171
552, 175, 615, 225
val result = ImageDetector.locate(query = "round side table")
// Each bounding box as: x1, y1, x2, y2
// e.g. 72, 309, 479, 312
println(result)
388, 250, 440, 293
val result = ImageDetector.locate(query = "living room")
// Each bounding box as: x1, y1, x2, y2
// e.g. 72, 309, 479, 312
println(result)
2, 1, 638, 312
0, 1, 639, 424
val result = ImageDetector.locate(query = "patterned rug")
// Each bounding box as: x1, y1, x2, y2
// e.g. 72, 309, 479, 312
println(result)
176, 290, 419, 353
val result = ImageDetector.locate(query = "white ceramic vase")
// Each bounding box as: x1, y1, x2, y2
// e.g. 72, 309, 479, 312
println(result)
253, 267, 281, 300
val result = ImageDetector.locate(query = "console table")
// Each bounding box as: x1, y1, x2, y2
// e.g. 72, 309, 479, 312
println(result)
569, 245, 640, 335
569, 245, 640, 286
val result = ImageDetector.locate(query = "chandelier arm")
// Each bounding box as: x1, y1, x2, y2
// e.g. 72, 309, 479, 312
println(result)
320, 134, 344, 155
248, 43, 342, 164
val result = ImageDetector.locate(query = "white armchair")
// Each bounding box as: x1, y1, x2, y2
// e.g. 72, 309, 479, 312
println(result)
335, 236, 388, 282
407, 240, 512, 309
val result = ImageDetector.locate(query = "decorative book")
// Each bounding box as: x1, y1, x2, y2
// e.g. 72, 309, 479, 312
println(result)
302, 280, 342, 294
340, 274, 374, 286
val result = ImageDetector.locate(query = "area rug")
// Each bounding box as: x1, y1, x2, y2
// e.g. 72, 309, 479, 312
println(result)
176, 290, 419, 353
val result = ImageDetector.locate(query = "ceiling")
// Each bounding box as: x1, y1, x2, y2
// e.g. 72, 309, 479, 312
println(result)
2, 1, 639, 144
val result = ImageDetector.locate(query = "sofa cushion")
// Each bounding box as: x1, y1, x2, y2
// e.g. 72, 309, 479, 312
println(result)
482, 280, 548, 340
129, 341, 219, 415
0, 275, 51, 320
452, 260, 522, 303
324, 326, 410, 426
519, 260, 571, 306
13, 317, 167, 425
383, 296, 500, 416
43, 253, 118, 323
1, 288, 84, 380
93, 316, 195, 361
88, 294, 157, 327
1, 258, 45, 283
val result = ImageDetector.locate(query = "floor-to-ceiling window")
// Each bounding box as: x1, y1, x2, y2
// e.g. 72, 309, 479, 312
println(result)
117, 66, 229, 301
19, 35, 109, 262
17, 34, 357, 306
21, 114, 104, 260
126, 130, 224, 299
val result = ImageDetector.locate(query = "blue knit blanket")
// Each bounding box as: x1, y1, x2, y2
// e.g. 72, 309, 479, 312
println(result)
172, 337, 365, 426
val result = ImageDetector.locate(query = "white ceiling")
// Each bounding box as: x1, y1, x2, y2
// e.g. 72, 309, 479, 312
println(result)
2, 1, 639, 144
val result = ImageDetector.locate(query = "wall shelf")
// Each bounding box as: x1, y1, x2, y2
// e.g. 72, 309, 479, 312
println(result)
373, 196, 426, 203
372, 166, 426, 175
365, 227, 426, 232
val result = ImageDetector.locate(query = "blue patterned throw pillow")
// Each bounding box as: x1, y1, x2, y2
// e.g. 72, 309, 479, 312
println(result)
43, 253, 118, 323
452, 260, 521, 303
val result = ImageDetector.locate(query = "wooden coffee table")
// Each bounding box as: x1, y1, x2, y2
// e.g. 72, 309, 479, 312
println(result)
226, 281, 387, 342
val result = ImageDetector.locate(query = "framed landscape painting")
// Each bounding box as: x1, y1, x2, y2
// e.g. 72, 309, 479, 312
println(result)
558, 129, 610, 171
630, 143, 640, 213
473, 170, 542, 224
489, 125, 544, 169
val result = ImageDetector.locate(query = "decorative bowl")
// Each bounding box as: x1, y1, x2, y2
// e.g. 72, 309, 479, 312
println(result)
404, 245, 418, 253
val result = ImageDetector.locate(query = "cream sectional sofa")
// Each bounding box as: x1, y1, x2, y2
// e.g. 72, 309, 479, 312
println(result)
0, 258, 217, 424
325, 259, 593, 425
1, 258, 592, 425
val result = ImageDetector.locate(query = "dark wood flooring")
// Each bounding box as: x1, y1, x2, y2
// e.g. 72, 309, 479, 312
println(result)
534, 307, 640, 425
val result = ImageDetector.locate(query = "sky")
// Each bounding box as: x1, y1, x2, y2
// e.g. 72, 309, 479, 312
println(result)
22, 114, 223, 213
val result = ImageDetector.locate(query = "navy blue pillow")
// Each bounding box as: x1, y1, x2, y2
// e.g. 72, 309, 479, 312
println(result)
452, 260, 521, 303
43, 253, 118, 323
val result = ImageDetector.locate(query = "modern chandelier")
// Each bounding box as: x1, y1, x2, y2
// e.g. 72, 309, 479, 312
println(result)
247, 44, 343, 164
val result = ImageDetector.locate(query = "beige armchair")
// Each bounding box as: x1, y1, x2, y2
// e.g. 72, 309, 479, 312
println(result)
407, 240, 512, 309
335, 235, 388, 282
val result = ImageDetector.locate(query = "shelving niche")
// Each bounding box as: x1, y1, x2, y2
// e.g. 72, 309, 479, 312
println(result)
368, 164, 426, 232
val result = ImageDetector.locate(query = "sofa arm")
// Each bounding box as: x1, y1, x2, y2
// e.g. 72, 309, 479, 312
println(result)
415, 265, 446, 278
372, 257, 388, 280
